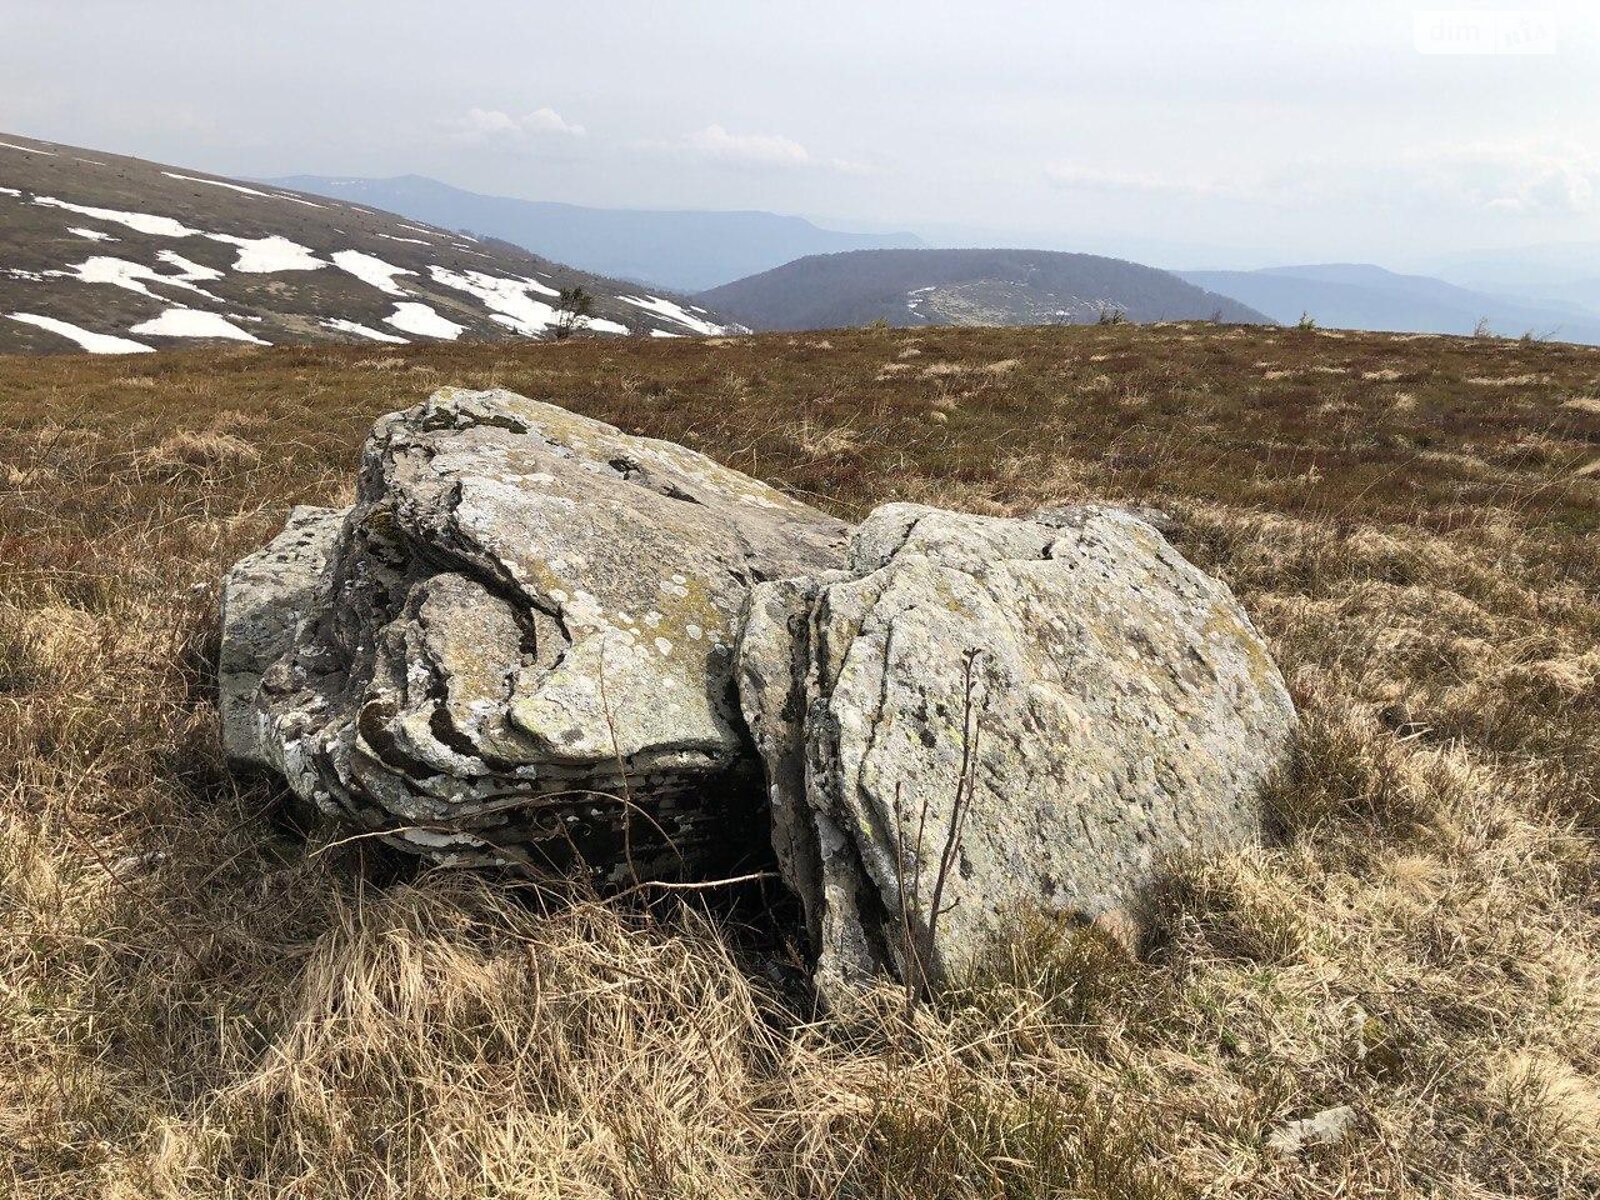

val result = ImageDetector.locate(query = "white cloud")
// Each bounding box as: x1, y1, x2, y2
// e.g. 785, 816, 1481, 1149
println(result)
685, 124, 810, 167
520, 107, 586, 137
1405, 140, 1598, 215
450, 106, 586, 143
657, 124, 869, 174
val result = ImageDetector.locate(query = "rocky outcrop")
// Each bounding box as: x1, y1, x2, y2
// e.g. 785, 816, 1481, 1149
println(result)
222, 391, 1297, 1002
222, 387, 847, 876
737, 503, 1296, 1002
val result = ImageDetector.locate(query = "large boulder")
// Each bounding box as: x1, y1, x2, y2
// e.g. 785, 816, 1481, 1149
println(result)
223, 388, 848, 876
737, 503, 1296, 1002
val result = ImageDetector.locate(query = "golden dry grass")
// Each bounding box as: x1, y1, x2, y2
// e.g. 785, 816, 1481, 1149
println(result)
3, 322, 1600, 1197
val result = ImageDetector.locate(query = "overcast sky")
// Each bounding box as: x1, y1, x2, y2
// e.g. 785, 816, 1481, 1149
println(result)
3, 1, 1597, 268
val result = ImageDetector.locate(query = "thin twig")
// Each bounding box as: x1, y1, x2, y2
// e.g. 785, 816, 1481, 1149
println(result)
897, 646, 987, 1013
597, 640, 648, 884
924, 648, 985, 978
609, 870, 780, 901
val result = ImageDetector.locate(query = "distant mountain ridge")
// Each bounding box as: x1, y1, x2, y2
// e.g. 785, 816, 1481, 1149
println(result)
697, 248, 1270, 332
1427, 242, 1600, 323
0, 132, 737, 355
1180, 263, 1600, 345
268, 174, 924, 292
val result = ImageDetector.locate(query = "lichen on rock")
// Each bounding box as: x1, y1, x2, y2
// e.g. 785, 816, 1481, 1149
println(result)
222, 393, 1296, 1002
221, 388, 848, 877
736, 502, 1297, 1006
218, 504, 344, 769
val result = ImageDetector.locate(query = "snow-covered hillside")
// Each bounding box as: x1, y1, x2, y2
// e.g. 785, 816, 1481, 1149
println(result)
0, 133, 740, 354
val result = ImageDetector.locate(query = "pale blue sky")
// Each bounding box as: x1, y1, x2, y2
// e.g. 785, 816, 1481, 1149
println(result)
2, 1, 1596, 266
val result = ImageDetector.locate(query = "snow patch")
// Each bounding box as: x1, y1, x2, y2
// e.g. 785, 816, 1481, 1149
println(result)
0, 186, 21, 197
398, 224, 441, 238
7, 313, 153, 354
384, 302, 465, 340
164, 171, 266, 197
36, 198, 319, 271
618, 294, 726, 336
160, 171, 325, 208
156, 250, 224, 281
426, 266, 564, 335
63, 255, 222, 301
649, 329, 684, 338
68, 226, 118, 242
34, 196, 200, 237
377, 232, 431, 246
130, 307, 270, 344
517, 273, 559, 298
0, 140, 55, 156
323, 318, 409, 344
333, 249, 414, 296
206, 234, 323, 273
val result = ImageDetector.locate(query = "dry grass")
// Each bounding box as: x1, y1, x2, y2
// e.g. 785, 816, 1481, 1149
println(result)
3, 322, 1600, 1196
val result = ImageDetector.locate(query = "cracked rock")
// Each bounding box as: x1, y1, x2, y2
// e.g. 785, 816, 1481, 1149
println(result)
221, 387, 847, 876
219, 504, 345, 769
736, 503, 1297, 1005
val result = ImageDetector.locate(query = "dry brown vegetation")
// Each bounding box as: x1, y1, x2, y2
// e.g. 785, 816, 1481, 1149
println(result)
3, 322, 1600, 1197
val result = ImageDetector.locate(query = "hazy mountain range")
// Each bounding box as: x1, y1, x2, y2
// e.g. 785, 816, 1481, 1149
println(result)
1179, 263, 1600, 345
267, 174, 1600, 347
269, 174, 923, 292
1430, 242, 1600, 323
5, 131, 1597, 353
698, 248, 1269, 331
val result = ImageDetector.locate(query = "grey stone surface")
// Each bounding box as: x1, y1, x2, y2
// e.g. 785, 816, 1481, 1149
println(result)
218, 505, 345, 768
1267, 1105, 1358, 1155
226, 387, 847, 874
738, 502, 1296, 1003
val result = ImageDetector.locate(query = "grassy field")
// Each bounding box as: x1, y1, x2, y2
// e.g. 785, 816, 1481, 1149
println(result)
3, 322, 1600, 1198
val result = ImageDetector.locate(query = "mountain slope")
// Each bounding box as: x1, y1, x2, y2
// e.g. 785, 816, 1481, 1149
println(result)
697, 248, 1269, 332
269, 174, 924, 292
1180, 263, 1600, 345
0, 133, 737, 355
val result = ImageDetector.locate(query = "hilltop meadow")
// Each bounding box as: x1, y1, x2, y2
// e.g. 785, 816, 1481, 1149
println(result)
3, 321, 1600, 1198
